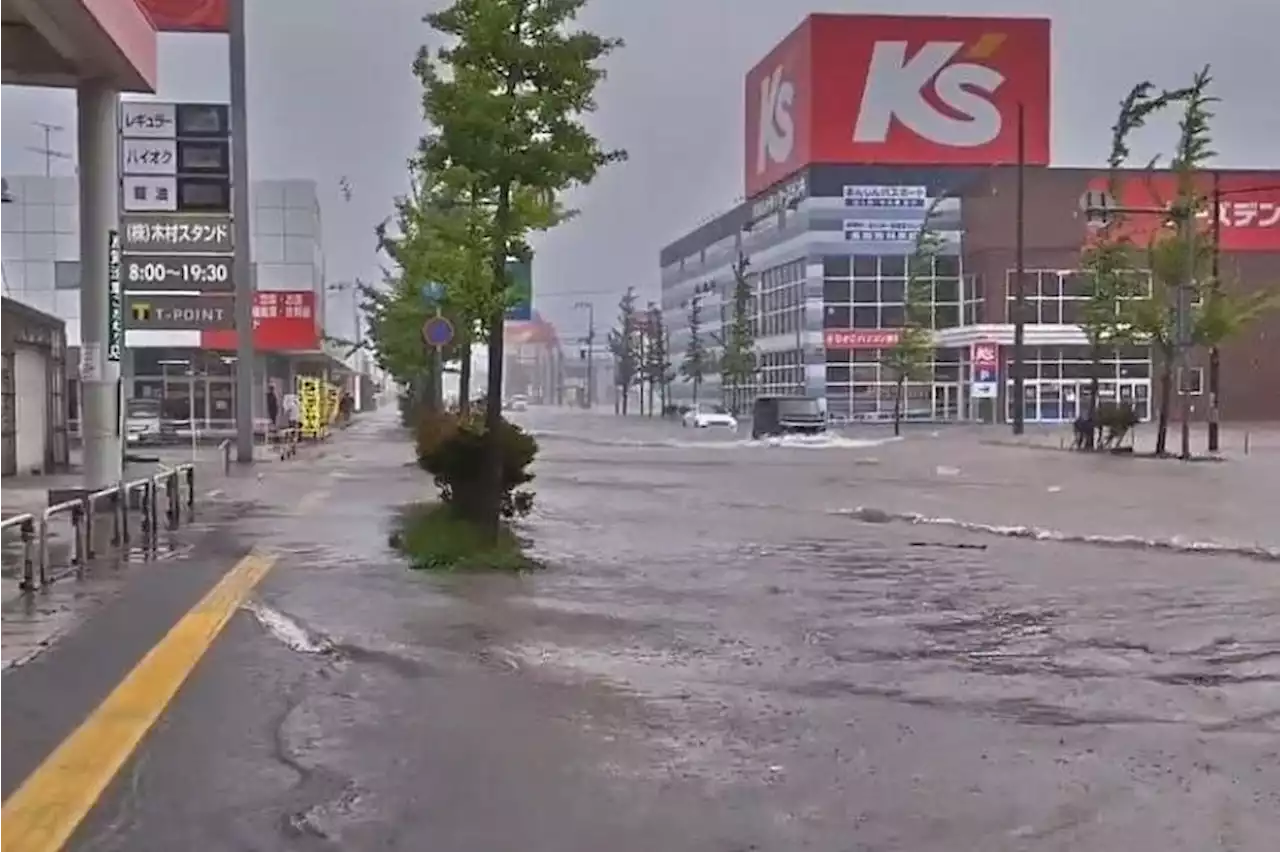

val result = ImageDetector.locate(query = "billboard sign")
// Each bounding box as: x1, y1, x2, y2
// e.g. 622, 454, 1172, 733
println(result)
843, 220, 923, 243
745, 14, 1051, 197
823, 329, 901, 349
120, 213, 233, 254
125, 294, 234, 330
136, 0, 228, 33
1084, 172, 1280, 252
202, 292, 319, 351
971, 341, 999, 398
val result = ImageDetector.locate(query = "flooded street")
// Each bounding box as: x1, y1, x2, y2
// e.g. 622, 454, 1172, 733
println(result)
10, 408, 1279, 851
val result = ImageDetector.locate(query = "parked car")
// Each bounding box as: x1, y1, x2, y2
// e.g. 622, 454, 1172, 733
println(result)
504, 395, 529, 411
751, 395, 825, 439
125, 398, 165, 446
682, 404, 738, 430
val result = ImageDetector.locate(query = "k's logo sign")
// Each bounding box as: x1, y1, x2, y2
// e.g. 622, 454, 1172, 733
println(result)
131, 302, 152, 323
757, 65, 796, 174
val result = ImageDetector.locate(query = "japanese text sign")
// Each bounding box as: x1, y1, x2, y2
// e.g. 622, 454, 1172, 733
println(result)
1085, 172, 1280, 252
120, 214, 233, 254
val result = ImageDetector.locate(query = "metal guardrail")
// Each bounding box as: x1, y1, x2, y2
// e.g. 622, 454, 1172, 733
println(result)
9, 463, 200, 594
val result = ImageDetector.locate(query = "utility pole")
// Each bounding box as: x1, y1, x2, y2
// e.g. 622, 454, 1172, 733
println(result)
1207, 171, 1222, 453
575, 300, 594, 408
1175, 201, 1196, 461
1010, 102, 1028, 435
29, 122, 72, 177
229, 0, 256, 463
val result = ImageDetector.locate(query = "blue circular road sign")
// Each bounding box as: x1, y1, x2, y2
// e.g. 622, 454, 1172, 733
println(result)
422, 315, 454, 348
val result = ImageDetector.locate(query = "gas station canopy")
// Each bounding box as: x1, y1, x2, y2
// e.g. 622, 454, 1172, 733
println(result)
1, 0, 158, 91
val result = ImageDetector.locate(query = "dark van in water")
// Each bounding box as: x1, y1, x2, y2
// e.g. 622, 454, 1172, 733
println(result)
751, 395, 826, 439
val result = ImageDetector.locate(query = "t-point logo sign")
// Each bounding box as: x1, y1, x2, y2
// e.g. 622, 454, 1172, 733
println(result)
757, 66, 795, 174
854, 34, 1008, 148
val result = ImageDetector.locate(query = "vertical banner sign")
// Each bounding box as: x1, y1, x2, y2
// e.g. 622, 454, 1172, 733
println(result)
971, 342, 999, 399
107, 230, 123, 361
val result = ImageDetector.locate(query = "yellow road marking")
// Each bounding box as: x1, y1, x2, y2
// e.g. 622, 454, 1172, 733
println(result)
0, 550, 277, 852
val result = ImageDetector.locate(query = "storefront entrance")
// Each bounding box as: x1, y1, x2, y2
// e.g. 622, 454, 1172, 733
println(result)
1007, 379, 1151, 424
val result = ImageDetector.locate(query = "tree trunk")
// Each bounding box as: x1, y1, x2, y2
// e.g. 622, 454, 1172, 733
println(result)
1155, 356, 1174, 456
480, 186, 512, 539
893, 376, 904, 437
458, 337, 473, 417
620, 381, 629, 415
1087, 343, 1101, 451
647, 376, 655, 418
692, 375, 700, 407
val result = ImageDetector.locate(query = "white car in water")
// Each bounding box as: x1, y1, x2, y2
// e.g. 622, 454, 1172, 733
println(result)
682, 404, 738, 430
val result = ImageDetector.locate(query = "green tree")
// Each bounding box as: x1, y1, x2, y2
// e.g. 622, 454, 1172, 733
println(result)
882, 202, 943, 437
680, 297, 708, 406
1077, 82, 1177, 446
607, 286, 639, 415
716, 254, 757, 414
1116, 67, 1278, 457
414, 0, 626, 534
641, 302, 672, 416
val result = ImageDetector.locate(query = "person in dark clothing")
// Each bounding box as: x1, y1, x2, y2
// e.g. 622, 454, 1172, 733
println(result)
266, 384, 280, 440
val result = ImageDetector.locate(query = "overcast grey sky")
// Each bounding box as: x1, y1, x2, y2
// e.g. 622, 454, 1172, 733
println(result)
2, 0, 1277, 338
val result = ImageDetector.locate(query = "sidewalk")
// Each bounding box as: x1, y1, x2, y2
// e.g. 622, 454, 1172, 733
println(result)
841, 428, 1280, 552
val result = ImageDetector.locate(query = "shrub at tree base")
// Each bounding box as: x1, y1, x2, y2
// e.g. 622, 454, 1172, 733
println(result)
414, 410, 537, 521
392, 502, 534, 572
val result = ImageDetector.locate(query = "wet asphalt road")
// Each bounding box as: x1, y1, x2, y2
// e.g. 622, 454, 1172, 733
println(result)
5, 407, 1279, 850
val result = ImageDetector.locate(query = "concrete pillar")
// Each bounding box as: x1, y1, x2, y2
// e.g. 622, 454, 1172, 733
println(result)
78, 81, 122, 490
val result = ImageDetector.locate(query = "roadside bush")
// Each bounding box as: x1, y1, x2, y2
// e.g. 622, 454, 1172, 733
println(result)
392, 502, 533, 572
414, 410, 537, 520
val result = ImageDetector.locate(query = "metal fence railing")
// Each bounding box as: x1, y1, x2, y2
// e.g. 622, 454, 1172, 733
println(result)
1, 463, 200, 594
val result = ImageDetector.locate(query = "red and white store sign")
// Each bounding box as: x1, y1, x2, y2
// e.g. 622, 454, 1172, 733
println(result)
1085, 172, 1280, 252
971, 341, 998, 365
823, 329, 900, 349
744, 14, 1052, 196
202, 290, 320, 351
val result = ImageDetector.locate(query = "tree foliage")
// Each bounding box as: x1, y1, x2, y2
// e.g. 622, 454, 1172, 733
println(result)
1089, 67, 1278, 457
717, 254, 757, 413
882, 199, 943, 436
641, 302, 673, 414
607, 286, 639, 414
680, 296, 708, 404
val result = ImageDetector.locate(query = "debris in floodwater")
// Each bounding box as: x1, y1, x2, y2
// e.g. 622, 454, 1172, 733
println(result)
935, 465, 961, 476
908, 541, 988, 551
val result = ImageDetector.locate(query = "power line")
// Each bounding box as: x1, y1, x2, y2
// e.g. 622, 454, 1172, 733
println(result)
29, 121, 71, 177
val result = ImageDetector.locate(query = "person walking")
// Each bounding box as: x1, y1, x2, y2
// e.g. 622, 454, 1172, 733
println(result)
266, 383, 280, 446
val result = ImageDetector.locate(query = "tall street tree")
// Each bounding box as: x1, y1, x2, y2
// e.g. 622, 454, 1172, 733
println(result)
642, 301, 672, 416
882, 204, 943, 437
607, 286, 639, 415
414, 0, 626, 533
680, 296, 708, 407
717, 254, 757, 414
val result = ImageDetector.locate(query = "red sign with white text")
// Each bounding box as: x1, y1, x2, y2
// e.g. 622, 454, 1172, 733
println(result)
136, 0, 228, 32
1085, 172, 1280, 252
824, 329, 901, 349
745, 14, 1051, 197
201, 291, 319, 351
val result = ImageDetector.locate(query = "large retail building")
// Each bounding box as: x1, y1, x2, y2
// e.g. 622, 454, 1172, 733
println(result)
660, 12, 1280, 423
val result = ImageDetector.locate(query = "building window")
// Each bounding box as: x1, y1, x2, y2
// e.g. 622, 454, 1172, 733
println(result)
1006, 268, 1151, 325
1177, 366, 1204, 395
822, 252, 964, 332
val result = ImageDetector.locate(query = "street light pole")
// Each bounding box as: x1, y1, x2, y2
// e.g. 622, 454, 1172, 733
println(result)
1010, 101, 1027, 436
1207, 171, 1222, 452
574, 300, 594, 408
229, 0, 256, 463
